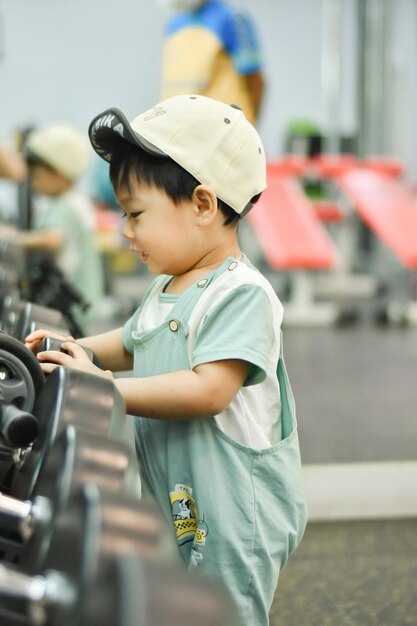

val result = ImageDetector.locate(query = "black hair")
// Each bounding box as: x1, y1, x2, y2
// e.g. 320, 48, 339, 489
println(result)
25, 150, 57, 174
108, 138, 246, 226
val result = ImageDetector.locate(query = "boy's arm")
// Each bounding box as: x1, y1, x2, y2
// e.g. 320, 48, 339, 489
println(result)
79, 328, 133, 372
0, 225, 64, 252
30, 283, 272, 418
35, 341, 249, 420
114, 359, 250, 419
15, 228, 64, 252
25, 327, 133, 373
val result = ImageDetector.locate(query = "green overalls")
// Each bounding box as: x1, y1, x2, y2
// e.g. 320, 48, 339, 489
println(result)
126, 259, 307, 626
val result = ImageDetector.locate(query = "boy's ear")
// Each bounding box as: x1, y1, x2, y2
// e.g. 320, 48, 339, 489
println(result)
191, 185, 218, 223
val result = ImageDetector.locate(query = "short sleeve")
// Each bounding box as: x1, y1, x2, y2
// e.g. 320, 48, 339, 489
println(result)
191, 284, 275, 386
224, 10, 263, 76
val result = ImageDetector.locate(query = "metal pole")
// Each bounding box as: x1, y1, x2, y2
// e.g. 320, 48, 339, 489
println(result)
321, 0, 344, 154
356, 0, 367, 158
356, 0, 391, 157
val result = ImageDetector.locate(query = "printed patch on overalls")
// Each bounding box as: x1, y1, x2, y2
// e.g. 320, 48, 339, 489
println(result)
170, 484, 198, 545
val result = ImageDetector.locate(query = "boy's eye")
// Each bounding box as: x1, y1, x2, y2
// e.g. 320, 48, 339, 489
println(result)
121, 211, 142, 220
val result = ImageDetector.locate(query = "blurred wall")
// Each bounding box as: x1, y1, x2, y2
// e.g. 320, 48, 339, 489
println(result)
0, 0, 416, 176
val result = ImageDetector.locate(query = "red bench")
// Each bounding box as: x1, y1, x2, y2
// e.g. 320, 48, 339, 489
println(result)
336, 168, 417, 269
247, 173, 337, 270
246, 169, 343, 325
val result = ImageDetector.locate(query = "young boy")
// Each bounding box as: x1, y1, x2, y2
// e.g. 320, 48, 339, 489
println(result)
1, 123, 105, 330
26, 95, 307, 625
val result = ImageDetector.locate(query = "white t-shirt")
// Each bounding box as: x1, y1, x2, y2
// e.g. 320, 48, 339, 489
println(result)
125, 256, 284, 450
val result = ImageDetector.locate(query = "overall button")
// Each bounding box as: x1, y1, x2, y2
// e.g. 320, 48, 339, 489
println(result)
169, 320, 179, 332
197, 278, 208, 288
228, 261, 238, 271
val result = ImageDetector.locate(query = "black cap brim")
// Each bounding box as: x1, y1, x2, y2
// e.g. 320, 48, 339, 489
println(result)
88, 107, 167, 162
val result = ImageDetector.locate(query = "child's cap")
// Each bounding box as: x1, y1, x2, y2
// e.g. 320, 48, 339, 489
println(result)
88, 94, 266, 216
26, 124, 91, 182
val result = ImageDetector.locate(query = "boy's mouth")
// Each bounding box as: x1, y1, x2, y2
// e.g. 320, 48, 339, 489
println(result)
129, 247, 149, 262
130, 246, 149, 261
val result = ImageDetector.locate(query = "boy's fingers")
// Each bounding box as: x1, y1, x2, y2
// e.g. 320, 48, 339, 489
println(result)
25, 329, 68, 342
37, 350, 69, 366
61, 342, 89, 360
61, 342, 78, 356
24, 329, 50, 341
38, 361, 59, 375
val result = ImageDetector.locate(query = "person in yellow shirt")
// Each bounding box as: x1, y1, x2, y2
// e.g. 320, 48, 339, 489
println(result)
158, 0, 265, 124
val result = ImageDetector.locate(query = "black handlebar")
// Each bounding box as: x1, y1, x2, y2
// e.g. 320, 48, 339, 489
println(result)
0, 403, 39, 448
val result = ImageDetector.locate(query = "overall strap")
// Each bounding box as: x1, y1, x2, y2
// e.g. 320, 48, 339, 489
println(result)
164, 256, 239, 322
277, 330, 297, 438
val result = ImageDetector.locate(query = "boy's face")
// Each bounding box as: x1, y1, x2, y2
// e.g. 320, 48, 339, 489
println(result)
29, 164, 71, 196
117, 178, 200, 276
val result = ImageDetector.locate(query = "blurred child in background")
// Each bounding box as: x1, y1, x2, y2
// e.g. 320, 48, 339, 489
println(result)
0, 123, 105, 331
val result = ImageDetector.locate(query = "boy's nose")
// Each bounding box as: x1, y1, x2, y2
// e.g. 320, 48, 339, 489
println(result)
121, 222, 132, 239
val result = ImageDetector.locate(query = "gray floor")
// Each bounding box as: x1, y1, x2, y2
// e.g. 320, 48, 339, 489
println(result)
283, 325, 417, 464
270, 518, 417, 626
270, 321, 417, 626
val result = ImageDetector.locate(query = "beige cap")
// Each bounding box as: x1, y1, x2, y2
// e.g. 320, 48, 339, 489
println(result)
88, 95, 266, 216
26, 124, 91, 182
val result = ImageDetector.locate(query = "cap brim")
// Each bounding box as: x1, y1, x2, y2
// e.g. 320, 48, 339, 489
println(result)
88, 107, 167, 162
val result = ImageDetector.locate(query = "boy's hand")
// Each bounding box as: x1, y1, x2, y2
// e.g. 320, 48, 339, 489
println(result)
25, 329, 73, 354
36, 340, 113, 381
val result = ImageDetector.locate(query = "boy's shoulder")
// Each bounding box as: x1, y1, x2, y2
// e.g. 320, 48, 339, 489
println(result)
142, 257, 281, 311
194, 255, 283, 316
221, 255, 277, 292
185, 256, 283, 343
